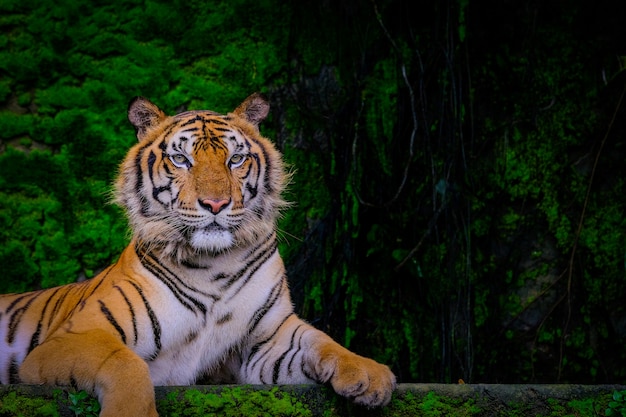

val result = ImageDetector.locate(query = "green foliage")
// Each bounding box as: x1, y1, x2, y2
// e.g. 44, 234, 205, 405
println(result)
607, 390, 626, 417
362, 59, 399, 177
0, 0, 289, 290
65, 391, 100, 417
2, 0, 626, 387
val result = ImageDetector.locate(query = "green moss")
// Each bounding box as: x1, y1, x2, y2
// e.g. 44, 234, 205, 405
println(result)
157, 386, 314, 417
385, 391, 481, 417
0, 385, 621, 417
0, 391, 60, 417
0, 112, 35, 139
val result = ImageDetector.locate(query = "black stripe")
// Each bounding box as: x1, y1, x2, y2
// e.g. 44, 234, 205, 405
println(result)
125, 280, 162, 359
224, 236, 278, 294
247, 312, 293, 361
76, 264, 116, 313
241, 159, 253, 180
49, 289, 71, 327
147, 150, 157, 173
226, 243, 278, 300
216, 312, 232, 325
7, 292, 42, 345
27, 287, 63, 353
98, 300, 126, 344
249, 279, 285, 337
245, 153, 260, 200
273, 323, 304, 383
286, 326, 305, 376
135, 244, 215, 316
134, 145, 152, 216
114, 286, 138, 345
147, 150, 173, 207
163, 160, 173, 176
204, 117, 228, 126
180, 115, 204, 127
141, 254, 209, 315
198, 122, 229, 152
8, 356, 20, 384
139, 259, 198, 313
185, 330, 199, 344
302, 360, 316, 381
162, 122, 182, 138
75, 266, 114, 314
256, 141, 273, 194
245, 312, 294, 382
6, 292, 38, 315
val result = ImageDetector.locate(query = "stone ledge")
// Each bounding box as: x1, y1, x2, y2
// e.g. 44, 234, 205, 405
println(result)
1, 383, 624, 416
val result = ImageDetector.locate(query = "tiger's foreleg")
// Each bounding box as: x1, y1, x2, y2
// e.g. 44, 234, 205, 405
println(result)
240, 314, 396, 407
19, 329, 158, 417
307, 333, 396, 406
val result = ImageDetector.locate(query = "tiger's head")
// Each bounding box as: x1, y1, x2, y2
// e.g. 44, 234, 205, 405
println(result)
115, 93, 289, 261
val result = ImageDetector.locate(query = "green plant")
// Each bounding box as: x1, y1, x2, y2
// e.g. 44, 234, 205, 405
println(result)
606, 390, 626, 416
66, 391, 100, 417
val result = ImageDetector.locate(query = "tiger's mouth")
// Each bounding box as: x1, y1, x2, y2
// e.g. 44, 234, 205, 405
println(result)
188, 221, 235, 251
203, 222, 227, 232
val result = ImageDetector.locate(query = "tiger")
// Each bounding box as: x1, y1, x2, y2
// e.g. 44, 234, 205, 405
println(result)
0, 93, 396, 417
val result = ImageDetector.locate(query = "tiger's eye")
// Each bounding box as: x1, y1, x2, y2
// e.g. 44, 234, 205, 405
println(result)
170, 154, 189, 167
229, 154, 246, 167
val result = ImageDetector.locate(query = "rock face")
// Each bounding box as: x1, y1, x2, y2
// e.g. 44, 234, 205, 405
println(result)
1, 383, 624, 416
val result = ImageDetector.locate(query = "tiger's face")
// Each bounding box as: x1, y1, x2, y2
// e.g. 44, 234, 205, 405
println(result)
115, 94, 287, 259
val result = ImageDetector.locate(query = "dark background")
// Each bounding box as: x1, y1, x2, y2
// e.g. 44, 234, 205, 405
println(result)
1, 0, 626, 384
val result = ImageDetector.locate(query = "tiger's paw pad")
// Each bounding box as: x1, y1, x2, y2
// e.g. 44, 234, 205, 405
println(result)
331, 355, 396, 407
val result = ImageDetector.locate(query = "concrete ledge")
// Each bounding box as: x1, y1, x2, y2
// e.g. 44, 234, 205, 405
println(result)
1, 383, 625, 416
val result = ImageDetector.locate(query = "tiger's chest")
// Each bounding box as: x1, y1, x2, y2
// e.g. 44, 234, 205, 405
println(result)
131, 247, 291, 385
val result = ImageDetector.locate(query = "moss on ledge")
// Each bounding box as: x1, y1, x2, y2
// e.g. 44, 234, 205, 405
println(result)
0, 383, 624, 416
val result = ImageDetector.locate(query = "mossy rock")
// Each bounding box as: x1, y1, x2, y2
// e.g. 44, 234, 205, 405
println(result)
0, 384, 624, 416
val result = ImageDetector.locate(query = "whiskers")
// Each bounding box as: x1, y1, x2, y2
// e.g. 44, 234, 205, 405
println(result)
275, 226, 303, 245
177, 209, 214, 228
132, 211, 187, 253
124, 184, 290, 264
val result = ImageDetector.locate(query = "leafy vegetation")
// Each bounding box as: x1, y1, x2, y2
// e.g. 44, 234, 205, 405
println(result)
65, 390, 100, 417
1, 0, 625, 385
607, 390, 626, 417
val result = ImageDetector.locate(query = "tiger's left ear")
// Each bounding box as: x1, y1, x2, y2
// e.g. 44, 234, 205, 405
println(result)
128, 97, 167, 141
233, 93, 270, 129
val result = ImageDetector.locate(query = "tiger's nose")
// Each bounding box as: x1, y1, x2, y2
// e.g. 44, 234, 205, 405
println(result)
199, 198, 230, 214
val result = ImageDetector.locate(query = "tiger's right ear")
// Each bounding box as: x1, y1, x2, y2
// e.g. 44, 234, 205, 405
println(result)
128, 97, 166, 141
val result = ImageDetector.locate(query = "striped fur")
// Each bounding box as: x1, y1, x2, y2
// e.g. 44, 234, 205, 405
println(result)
0, 94, 396, 416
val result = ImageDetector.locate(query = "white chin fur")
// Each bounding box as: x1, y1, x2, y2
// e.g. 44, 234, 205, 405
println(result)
190, 227, 234, 251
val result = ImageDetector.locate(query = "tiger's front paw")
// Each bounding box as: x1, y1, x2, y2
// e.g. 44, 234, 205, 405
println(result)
329, 353, 396, 407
